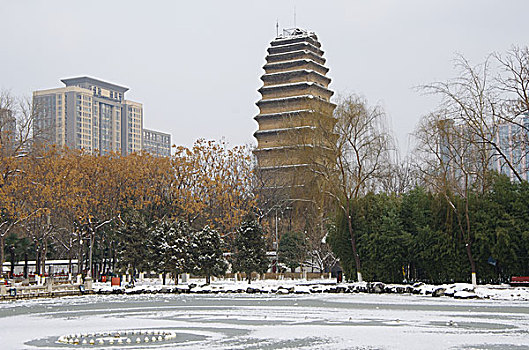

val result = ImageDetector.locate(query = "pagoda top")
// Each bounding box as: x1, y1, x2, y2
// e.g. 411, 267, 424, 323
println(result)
279, 28, 315, 38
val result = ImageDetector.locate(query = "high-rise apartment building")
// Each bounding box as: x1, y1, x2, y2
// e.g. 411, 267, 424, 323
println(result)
122, 101, 143, 155
142, 128, 171, 157
0, 108, 16, 149
253, 28, 336, 208
494, 112, 529, 181
33, 77, 143, 155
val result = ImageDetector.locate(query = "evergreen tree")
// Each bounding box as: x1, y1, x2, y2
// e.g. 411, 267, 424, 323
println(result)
232, 220, 269, 283
148, 219, 191, 285
278, 231, 306, 273
361, 199, 411, 283
115, 211, 152, 283
189, 226, 227, 284
4, 232, 30, 278
474, 174, 529, 282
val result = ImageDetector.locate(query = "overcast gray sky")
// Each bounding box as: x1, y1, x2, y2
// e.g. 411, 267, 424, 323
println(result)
1, 0, 527, 155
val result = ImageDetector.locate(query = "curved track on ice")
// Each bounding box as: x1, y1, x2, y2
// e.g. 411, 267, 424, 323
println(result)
1, 293, 528, 349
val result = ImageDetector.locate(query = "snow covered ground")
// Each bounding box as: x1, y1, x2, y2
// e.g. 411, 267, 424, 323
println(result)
1, 284, 529, 349
92, 277, 529, 301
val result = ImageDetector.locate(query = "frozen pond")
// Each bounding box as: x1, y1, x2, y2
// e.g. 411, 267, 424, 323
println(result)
1, 293, 528, 349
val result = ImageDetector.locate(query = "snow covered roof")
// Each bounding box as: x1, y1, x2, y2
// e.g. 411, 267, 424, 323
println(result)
252, 143, 332, 152
260, 81, 316, 89
258, 82, 333, 96
272, 28, 319, 42
278, 28, 316, 39
260, 69, 331, 85
256, 163, 312, 171
256, 95, 336, 108
254, 109, 311, 120
263, 59, 329, 74
261, 69, 319, 77
253, 125, 316, 136
254, 109, 337, 122
266, 50, 326, 65
254, 145, 313, 152
267, 41, 324, 57
257, 94, 314, 102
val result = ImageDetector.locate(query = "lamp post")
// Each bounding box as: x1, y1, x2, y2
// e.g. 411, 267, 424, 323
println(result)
275, 209, 279, 273
9, 244, 15, 279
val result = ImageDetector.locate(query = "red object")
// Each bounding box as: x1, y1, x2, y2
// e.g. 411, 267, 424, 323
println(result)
101, 276, 107, 283
510, 277, 529, 286
111, 277, 120, 286
511, 276, 529, 283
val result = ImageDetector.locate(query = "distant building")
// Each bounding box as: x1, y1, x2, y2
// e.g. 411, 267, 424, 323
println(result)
437, 113, 529, 183
33, 76, 143, 155
494, 112, 529, 181
142, 128, 171, 157
0, 108, 16, 148
122, 100, 143, 155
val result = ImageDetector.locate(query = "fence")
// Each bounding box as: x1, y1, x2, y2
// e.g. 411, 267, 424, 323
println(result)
0, 282, 89, 301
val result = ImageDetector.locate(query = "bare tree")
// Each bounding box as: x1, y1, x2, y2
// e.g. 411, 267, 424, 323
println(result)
0, 91, 37, 274
414, 49, 529, 285
311, 94, 393, 282
414, 111, 492, 285
495, 45, 529, 117
421, 49, 529, 182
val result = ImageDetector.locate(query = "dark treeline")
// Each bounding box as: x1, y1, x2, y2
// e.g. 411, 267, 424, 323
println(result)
329, 175, 529, 284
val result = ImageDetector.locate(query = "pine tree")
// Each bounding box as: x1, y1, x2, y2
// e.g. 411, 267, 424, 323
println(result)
115, 211, 152, 283
189, 226, 227, 284
149, 219, 191, 284
278, 231, 306, 273
232, 220, 269, 283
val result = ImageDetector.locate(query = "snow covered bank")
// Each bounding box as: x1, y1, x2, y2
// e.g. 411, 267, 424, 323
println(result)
91, 279, 529, 301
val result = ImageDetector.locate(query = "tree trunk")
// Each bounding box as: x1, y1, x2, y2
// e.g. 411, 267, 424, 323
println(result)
9, 246, 15, 278
463, 187, 477, 286
102, 251, 107, 277
68, 255, 72, 278
35, 244, 41, 276
23, 252, 28, 279
131, 263, 136, 285
41, 238, 47, 276
0, 234, 4, 277
206, 274, 211, 285
77, 234, 83, 276
466, 242, 477, 285
346, 210, 363, 282
247, 271, 251, 284
88, 227, 94, 278
111, 243, 115, 273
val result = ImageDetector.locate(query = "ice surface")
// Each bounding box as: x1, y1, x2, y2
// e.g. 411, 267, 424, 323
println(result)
1, 290, 529, 349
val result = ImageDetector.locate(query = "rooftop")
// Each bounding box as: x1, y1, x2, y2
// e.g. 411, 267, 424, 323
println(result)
279, 28, 315, 38
61, 76, 129, 93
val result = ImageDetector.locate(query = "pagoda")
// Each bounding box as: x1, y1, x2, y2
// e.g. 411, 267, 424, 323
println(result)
253, 28, 336, 216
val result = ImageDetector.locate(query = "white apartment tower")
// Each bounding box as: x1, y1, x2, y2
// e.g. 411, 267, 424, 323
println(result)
33, 77, 143, 155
